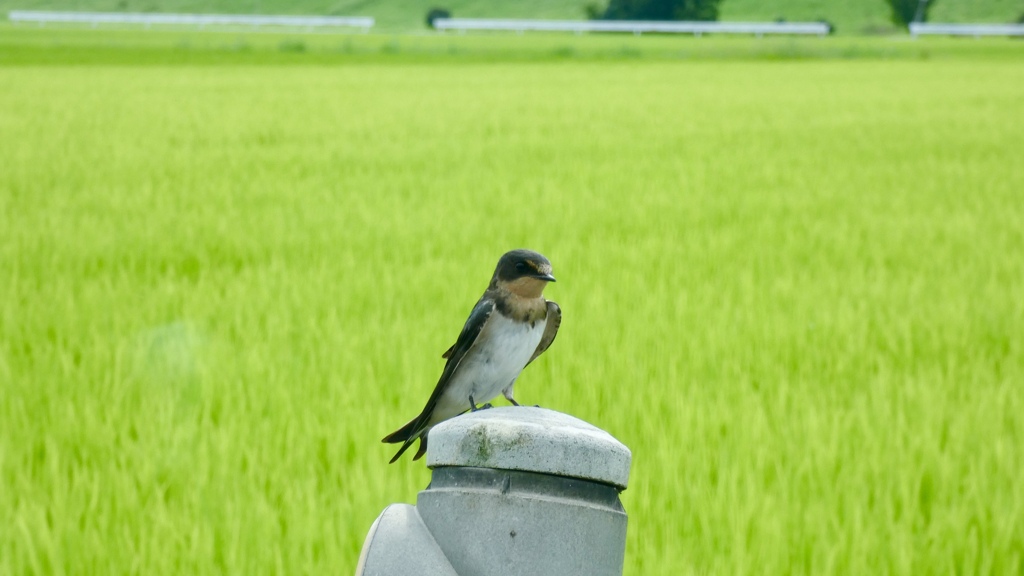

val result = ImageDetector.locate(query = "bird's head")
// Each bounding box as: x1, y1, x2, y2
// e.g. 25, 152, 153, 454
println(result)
491, 249, 556, 298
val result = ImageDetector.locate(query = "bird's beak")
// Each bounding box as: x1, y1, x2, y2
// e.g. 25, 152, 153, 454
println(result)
533, 273, 556, 282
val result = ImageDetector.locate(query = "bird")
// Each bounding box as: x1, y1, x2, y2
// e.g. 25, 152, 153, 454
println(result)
382, 249, 562, 464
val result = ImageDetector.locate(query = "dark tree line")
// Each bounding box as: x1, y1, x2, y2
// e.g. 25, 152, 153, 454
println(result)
591, 0, 723, 22
428, 0, 953, 30
885, 0, 937, 27
587, 0, 938, 27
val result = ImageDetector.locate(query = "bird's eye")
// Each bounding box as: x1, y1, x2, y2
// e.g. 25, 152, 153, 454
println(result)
515, 261, 528, 273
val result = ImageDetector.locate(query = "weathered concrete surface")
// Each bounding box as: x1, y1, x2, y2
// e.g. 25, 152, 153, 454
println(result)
417, 467, 628, 576
426, 407, 632, 489
355, 504, 458, 576
359, 408, 631, 576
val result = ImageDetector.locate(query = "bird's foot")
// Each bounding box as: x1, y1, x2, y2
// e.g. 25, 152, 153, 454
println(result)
469, 396, 493, 412
507, 398, 520, 407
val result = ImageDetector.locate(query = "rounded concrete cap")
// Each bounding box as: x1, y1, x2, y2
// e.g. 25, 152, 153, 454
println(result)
426, 407, 631, 490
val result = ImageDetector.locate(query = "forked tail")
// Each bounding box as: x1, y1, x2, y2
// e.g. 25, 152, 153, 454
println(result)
382, 418, 428, 463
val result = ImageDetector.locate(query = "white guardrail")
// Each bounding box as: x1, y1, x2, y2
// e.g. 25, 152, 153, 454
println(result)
433, 18, 831, 36
8, 10, 374, 31
909, 23, 1024, 37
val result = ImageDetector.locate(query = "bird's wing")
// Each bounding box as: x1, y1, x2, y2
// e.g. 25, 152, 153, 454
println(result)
411, 298, 495, 424
527, 300, 561, 365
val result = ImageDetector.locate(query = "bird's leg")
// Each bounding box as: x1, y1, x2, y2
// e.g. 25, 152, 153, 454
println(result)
503, 391, 535, 408
502, 381, 519, 407
469, 395, 493, 412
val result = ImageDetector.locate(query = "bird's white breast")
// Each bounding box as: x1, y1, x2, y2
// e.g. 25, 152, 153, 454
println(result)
433, 313, 546, 422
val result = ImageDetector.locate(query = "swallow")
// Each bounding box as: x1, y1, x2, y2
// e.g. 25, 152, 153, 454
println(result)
382, 249, 561, 463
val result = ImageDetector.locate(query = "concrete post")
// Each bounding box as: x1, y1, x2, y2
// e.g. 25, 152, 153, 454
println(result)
357, 407, 632, 576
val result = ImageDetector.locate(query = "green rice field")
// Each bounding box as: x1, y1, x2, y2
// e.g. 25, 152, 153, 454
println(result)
2, 28, 1023, 575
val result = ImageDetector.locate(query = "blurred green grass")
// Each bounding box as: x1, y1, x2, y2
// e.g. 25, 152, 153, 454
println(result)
2, 30, 1023, 575
4, 24, 1024, 66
